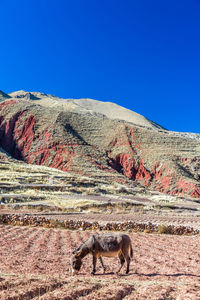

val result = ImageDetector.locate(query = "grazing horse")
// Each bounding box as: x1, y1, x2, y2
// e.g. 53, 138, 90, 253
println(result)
70, 233, 133, 275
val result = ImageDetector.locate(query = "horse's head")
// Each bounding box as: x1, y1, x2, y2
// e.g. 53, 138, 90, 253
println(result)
70, 249, 82, 275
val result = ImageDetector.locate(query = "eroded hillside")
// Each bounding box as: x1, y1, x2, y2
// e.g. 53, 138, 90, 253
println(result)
0, 91, 200, 199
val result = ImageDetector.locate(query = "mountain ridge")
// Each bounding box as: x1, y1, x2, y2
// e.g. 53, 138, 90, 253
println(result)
8, 90, 165, 130
0, 90, 11, 101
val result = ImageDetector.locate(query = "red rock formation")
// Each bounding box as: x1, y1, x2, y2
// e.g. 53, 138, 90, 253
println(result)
136, 160, 152, 185
0, 100, 76, 171
176, 179, 200, 197
152, 163, 173, 192
0, 112, 23, 159
109, 154, 152, 186
14, 113, 36, 158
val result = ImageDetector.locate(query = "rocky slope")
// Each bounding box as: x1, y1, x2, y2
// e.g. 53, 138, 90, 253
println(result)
1, 90, 200, 199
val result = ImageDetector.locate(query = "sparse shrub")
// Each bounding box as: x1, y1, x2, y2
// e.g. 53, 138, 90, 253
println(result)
158, 225, 173, 234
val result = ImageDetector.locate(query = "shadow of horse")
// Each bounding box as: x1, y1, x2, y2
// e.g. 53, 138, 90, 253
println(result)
118, 272, 200, 278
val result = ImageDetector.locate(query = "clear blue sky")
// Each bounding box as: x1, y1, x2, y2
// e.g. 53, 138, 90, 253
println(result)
1, 0, 200, 133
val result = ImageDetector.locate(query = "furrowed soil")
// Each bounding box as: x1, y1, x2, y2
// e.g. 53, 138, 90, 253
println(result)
0, 225, 200, 299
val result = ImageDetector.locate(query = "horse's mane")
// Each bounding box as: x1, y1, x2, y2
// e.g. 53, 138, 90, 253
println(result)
73, 238, 88, 254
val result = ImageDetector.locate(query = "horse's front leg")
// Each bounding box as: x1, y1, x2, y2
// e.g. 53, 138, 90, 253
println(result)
91, 255, 97, 275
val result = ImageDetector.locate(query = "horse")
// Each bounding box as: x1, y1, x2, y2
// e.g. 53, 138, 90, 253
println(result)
70, 233, 133, 275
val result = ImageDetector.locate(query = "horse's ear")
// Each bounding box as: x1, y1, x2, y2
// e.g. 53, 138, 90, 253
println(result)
73, 246, 80, 255
75, 250, 82, 257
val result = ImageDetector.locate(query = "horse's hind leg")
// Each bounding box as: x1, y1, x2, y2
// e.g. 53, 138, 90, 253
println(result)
91, 255, 97, 275
116, 252, 125, 274
98, 257, 106, 273
122, 245, 131, 274
125, 255, 130, 274
123, 250, 131, 274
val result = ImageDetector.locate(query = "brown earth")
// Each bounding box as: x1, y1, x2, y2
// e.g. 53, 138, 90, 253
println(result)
0, 224, 200, 299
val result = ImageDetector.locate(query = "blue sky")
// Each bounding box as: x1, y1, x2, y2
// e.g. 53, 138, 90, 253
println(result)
1, 0, 200, 133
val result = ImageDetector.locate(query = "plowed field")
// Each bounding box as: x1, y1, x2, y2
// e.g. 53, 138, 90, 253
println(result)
0, 225, 200, 299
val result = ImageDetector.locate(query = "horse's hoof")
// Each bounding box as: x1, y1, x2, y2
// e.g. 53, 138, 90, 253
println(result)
90, 271, 96, 275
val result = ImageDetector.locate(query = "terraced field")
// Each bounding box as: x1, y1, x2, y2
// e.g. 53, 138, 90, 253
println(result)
0, 225, 200, 299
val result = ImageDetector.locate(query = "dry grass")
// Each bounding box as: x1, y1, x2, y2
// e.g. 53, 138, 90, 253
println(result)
1, 158, 200, 220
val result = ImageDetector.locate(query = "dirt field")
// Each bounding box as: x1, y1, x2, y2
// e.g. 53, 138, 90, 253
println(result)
0, 225, 200, 299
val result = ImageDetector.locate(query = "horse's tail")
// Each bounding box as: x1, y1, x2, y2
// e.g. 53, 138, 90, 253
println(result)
130, 243, 133, 258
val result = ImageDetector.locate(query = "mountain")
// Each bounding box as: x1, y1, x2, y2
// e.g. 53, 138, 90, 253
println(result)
1, 90, 200, 199
0, 90, 11, 102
